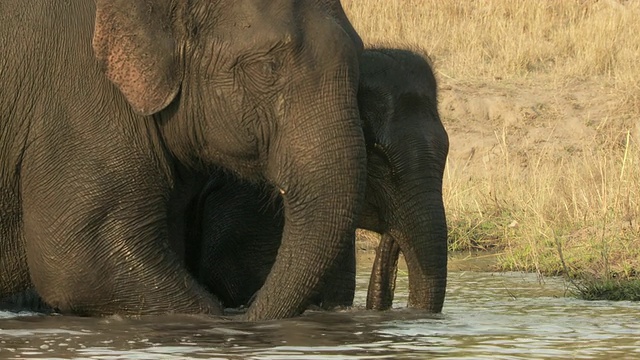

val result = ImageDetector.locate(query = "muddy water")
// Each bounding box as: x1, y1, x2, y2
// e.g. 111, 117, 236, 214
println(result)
1, 262, 639, 359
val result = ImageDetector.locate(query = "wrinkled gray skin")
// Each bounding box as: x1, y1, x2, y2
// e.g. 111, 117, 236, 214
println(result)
0, 0, 366, 321
190, 48, 449, 312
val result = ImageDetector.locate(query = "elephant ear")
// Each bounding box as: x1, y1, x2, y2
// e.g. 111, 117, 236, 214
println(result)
93, 0, 181, 115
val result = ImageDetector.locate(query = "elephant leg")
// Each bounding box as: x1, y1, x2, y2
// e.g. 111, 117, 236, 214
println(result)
367, 233, 401, 310
193, 176, 359, 312
0, 190, 31, 299
20, 144, 222, 316
192, 179, 283, 309
0, 288, 53, 313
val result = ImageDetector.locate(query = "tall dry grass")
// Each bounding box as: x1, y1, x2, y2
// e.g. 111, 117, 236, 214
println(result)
344, 0, 640, 278
343, 0, 640, 81
444, 125, 640, 277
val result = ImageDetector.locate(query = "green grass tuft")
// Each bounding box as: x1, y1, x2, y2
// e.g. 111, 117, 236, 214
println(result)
571, 277, 640, 301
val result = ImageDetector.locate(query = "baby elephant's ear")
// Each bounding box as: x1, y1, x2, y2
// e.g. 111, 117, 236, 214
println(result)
93, 0, 181, 115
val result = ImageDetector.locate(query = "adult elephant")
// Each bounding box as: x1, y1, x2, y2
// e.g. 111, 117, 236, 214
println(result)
0, 0, 366, 321
190, 48, 449, 312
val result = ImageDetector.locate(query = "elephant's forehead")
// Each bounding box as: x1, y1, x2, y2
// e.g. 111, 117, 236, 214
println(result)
204, 1, 301, 46
360, 57, 436, 100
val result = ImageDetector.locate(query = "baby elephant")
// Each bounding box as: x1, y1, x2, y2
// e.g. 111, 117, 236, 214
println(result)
188, 47, 450, 312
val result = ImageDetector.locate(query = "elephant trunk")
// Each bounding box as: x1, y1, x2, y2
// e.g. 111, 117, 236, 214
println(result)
367, 189, 448, 312
244, 89, 366, 321
402, 190, 448, 311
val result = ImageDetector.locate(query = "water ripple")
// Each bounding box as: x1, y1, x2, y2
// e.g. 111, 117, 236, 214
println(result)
0, 271, 638, 359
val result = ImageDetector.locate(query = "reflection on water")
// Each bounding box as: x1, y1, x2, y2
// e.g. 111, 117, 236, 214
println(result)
1, 266, 639, 359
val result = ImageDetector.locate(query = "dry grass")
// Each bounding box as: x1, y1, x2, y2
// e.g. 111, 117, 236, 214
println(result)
344, 0, 640, 82
344, 0, 640, 280
445, 126, 640, 278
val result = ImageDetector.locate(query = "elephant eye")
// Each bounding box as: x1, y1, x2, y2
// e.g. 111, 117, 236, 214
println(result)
243, 58, 281, 87
262, 60, 278, 76
254, 58, 281, 79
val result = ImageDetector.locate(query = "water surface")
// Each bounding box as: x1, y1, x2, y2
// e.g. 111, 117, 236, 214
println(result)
1, 265, 638, 359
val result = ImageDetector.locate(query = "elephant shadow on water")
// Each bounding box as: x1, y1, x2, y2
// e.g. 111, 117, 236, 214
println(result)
0, 0, 366, 321
188, 47, 450, 314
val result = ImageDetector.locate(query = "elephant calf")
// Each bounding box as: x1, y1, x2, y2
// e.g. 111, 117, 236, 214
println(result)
188, 48, 450, 312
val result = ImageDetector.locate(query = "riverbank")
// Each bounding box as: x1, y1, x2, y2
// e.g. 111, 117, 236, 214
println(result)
346, 0, 639, 293
356, 231, 500, 273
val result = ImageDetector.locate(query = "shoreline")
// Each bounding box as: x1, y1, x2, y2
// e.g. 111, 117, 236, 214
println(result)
356, 247, 500, 274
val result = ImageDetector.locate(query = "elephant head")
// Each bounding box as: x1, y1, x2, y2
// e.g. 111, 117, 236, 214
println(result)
188, 48, 449, 314
92, 0, 366, 320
